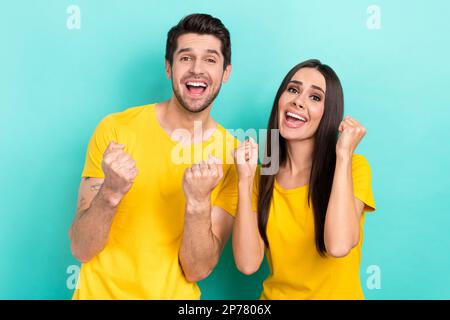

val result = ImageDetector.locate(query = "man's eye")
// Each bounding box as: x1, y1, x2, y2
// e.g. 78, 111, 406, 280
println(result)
206, 58, 216, 63
180, 56, 191, 61
287, 87, 298, 94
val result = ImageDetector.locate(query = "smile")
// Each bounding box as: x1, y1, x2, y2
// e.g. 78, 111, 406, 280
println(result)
284, 111, 308, 128
185, 80, 208, 96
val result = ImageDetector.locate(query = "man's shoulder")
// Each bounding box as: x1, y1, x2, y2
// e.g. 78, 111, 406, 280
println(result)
98, 103, 156, 129
109, 103, 154, 123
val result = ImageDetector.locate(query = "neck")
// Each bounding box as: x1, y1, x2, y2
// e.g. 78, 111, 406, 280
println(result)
157, 97, 217, 143
284, 138, 314, 175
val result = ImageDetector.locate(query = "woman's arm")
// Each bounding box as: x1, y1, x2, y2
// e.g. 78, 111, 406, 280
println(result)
324, 116, 367, 258
232, 138, 265, 275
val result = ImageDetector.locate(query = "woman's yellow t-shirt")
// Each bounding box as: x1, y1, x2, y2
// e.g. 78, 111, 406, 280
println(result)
73, 104, 239, 299
256, 154, 376, 300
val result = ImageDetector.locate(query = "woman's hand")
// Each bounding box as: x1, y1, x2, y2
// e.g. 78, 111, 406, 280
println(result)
232, 138, 264, 275
336, 116, 367, 158
233, 138, 258, 181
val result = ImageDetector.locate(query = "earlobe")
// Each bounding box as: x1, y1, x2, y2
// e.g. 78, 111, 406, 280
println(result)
222, 64, 232, 83
165, 59, 172, 79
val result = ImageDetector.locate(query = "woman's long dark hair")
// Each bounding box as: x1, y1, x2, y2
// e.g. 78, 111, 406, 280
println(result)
258, 59, 344, 256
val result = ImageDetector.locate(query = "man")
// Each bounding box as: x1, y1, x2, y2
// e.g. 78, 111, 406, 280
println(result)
69, 13, 238, 299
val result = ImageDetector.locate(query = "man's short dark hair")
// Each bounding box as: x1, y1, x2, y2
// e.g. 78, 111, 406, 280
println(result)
165, 13, 231, 69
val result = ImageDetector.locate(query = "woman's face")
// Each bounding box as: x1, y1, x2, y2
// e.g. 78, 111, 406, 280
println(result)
278, 67, 326, 142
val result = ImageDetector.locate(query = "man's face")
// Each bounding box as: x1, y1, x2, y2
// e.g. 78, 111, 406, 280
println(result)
166, 33, 231, 113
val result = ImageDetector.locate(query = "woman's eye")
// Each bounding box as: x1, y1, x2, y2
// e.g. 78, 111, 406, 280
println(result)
287, 87, 298, 94
311, 95, 321, 102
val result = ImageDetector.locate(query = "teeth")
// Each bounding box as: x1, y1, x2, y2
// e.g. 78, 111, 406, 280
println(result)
186, 81, 207, 87
287, 112, 306, 122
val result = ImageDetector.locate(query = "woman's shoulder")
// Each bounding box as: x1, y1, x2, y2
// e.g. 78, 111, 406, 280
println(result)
351, 154, 373, 178
352, 153, 370, 167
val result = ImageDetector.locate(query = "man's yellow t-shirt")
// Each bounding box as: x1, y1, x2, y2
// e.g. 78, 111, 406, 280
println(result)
256, 154, 376, 300
73, 103, 238, 300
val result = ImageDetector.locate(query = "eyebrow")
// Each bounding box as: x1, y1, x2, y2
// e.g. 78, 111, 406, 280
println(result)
289, 80, 325, 94
176, 47, 220, 57
206, 49, 220, 56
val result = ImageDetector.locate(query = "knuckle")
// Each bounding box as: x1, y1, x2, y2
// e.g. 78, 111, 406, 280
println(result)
110, 162, 120, 171
126, 160, 135, 168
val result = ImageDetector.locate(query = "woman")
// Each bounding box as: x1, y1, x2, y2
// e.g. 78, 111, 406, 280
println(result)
233, 59, 376, 299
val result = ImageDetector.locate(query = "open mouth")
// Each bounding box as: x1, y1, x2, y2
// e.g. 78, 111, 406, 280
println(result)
286, 111, 307, 122
185, 81, 208, 96
284, 111, 307, 128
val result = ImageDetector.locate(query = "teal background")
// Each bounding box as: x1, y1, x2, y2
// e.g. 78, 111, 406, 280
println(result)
1, 0, 449, 299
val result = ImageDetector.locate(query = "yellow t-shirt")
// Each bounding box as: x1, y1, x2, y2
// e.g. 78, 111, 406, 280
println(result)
257, 154, 376, 300
73, 103, 239, 300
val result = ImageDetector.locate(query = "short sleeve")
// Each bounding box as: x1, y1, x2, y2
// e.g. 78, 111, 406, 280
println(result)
352, 154, 376, 212
81, 115, 118, 178
213, 164, 238, 217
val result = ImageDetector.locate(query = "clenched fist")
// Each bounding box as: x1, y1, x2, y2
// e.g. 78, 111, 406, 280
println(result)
183, 155, 223, 205
336, 116, 367, 157
101, 141, 138, 203
233, 137, 258, 181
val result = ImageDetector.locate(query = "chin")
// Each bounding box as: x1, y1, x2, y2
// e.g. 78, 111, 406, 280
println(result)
280, 132, 300, 141
186, 102, 209, 113
177, 97, 208, 113
280, 128, 310, 142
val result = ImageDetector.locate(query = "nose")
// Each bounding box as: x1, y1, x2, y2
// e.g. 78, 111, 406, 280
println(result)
291, 93, 306, 109
190, 58, 204, 75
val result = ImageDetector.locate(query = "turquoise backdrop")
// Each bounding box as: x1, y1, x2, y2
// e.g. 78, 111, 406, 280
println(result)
1, 0, 449, 299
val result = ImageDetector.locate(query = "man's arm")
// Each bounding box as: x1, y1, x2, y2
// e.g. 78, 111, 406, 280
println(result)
179, 157, 233, 282
69, 142, 138, 263
179, 204, 233, 282
69, 177, 119, 263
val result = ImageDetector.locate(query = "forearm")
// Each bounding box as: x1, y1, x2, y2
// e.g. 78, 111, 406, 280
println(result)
70, 187, 121, 262
324, 153, 359, 256
179, 198, 221, 282
233, 178, 263, 274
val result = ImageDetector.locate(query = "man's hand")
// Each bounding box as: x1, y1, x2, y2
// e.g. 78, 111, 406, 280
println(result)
101, 141, 138, 206
180, 155, 231, 282
183, 155, 223, 207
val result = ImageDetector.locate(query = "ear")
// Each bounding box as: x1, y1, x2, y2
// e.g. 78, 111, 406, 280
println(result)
165, 59, 172, 79
222, 64, 232, 83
